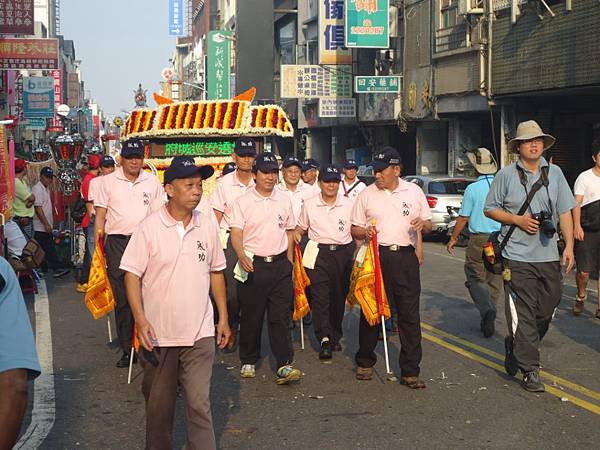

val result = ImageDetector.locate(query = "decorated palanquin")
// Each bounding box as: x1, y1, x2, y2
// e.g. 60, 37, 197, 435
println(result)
120, 92, 294, 195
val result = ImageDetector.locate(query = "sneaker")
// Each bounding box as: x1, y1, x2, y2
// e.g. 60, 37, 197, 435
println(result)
275, 365, 302, 385
481, 310, 496, 338
521, 370, 545, 392
52, 268, 70, 278
318, 339, 332, 361
76, 283, 88, 293
504, 336, 519, 377
240, 364, 256, 378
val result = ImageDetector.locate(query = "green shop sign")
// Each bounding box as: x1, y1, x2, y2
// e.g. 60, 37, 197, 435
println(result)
207, 30, 232, 100
164, 141, 235, 157
345, 0, 389, 49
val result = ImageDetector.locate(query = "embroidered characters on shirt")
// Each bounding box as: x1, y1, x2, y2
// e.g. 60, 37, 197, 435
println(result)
196, 241, 207, 262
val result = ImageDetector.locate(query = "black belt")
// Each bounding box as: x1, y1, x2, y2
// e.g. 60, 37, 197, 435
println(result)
254, 251, 287, 263
379, 244, 414, 252
106, 234, 131, 240
317, 242, 352, 251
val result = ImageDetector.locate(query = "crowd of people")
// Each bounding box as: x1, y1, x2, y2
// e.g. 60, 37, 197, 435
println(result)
2, 118, 600, 449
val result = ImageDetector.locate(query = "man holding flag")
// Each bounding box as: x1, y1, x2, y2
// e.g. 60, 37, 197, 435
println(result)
351, 147, 432, 386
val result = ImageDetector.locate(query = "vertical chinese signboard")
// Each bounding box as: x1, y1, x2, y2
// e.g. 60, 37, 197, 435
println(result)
50, 70, 63, 130
345, 0, 389, 48
0, 38, 59, 69
23, 76, 54, 118
168, 0, 184, 36
0, 0, 35, 35
0, 125, 13, 220
207, 30, 231, 100
319, 0, 352, 65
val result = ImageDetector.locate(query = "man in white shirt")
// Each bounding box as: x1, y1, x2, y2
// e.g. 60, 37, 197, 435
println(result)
275, 156, 316, 223
572, 143, 600, 319
339, 159, 367, 202
31, 167, 69, 278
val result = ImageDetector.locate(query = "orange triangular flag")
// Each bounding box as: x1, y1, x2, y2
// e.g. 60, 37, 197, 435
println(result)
153, 92, 173, 105
292, 243, 311, 320
84, 239, 116, 319
233, 87, 256, 102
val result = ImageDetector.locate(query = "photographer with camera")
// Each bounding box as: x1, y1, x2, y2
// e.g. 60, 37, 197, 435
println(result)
484, 120, 575, 393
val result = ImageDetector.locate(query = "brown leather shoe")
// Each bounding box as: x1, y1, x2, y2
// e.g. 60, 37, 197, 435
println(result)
400, 376, 426, 389
573, 296, 586, 316
355, 367, 373, 381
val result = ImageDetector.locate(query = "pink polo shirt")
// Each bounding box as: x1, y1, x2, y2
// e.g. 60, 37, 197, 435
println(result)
120, 206, 226, 347
351, 178, 432, 247
229, 187, 294, 257
210, 170, 255, 229
88, 175, 103, 203
94, 167, 164, 236
297, 193, 353, 245
275, 181, 317, 224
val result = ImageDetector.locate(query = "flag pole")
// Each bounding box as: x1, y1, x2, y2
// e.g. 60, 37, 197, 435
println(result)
107, 314, 113, 343
300, 318, 305, 350
381, 316, 391, 374
127, 346, 134, 384
371, 220, 392, 375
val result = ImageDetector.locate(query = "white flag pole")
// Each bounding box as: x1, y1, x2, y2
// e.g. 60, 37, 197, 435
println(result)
127, 347, 135, 384
381, 316, 391, 374
107, 314, 113, 343
300, 318, 305, 350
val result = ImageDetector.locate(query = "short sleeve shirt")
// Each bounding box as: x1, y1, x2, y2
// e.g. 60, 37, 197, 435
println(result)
573, 168, 600, 207
81, 172, 96, 228
484, 158, 576, 262
31, 181, 53, 232
0, 257, 41, 378
339, 179, 367, 203
459, 175, 501, 234
120, 206, 226, 347
210, 171, 255, 229
88, 176, 103, 203
351, 178, 432, 247
275, 181, 317, 225
14, 177, 34, 218
229, 187, 295, 257
94, 167, 164, 236
297, 193, 353, 244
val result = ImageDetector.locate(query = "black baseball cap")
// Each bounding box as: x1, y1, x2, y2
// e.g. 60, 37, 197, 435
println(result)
164, 156, 214, 184
302, 158, 319, 172
121, 140, 144, 158
222, 161, 237, 176
252, 152, 279, 173
234, 138, 257, 157
344, 159, 359, 170
100, 155, 116, 167
318, 164, 342, 182
370, 147, 402, 172
282, 156, 302, 169
40, 166, 54, 178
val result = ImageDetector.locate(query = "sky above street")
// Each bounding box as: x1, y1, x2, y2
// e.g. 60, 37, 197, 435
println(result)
61, 0, 176, 119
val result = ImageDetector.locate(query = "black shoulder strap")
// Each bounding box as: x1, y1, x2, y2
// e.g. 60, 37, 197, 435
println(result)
345, 180, 362, 195
498, 165, 549, 252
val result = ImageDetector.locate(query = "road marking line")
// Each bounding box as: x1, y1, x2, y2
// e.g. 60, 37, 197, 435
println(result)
422, 322, 600, 403
422, 332, 600, 416
16, 279, 55, 449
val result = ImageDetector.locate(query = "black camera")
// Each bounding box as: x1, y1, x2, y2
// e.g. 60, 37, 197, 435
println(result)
532, 211, 556, 238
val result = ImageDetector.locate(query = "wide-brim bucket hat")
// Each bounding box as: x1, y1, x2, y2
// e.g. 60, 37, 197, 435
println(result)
467, 147, 497, 175
507, 120, 555, 153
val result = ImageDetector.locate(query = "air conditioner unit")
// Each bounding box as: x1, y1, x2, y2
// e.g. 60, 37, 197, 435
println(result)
458, 0, 484, 15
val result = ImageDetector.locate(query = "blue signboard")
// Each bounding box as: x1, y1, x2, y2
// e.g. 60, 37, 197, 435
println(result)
23, 77, 54, 119
169, 0, 185, 36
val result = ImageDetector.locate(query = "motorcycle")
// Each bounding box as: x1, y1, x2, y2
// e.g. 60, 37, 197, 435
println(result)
445, 206, 470, 247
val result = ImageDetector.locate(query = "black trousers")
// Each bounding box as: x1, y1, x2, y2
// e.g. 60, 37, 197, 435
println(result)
223, 241, 240, 330
504, 259, 562, 373
34, 231, 61, 271
78, 227, 92, 284
355, 246, 422, 377
306, 244, 354, 344
238, 254, 294, 368
104, 234, 134, 353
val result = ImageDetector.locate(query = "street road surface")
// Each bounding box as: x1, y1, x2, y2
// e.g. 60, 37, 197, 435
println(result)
17, 242, 600, 449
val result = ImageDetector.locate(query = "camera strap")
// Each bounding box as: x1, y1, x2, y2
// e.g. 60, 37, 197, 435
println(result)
498, 165, 550, 252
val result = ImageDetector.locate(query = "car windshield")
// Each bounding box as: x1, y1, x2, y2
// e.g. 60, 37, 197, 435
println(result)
428, 180, 471, 195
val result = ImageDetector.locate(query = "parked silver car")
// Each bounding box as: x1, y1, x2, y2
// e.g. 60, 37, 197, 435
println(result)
403, 175, 475, 233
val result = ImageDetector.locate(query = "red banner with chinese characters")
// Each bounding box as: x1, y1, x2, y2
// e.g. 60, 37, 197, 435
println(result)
0, 38, 59, 70
50, 69, 63, 129
0, 0, 35, 35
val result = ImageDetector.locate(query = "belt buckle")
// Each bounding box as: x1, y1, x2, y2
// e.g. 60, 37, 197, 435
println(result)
264, 256, 273, 263
390, 244, 398, 251
329, 244, 337, 251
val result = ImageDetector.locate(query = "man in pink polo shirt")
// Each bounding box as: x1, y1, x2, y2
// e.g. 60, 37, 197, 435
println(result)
351, 147, 432, 387
121, 156, 229, 450
296, 165, 354, 361
229, 152, 302, 385
211, 138, 256, 350
94, 140, 164, 368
